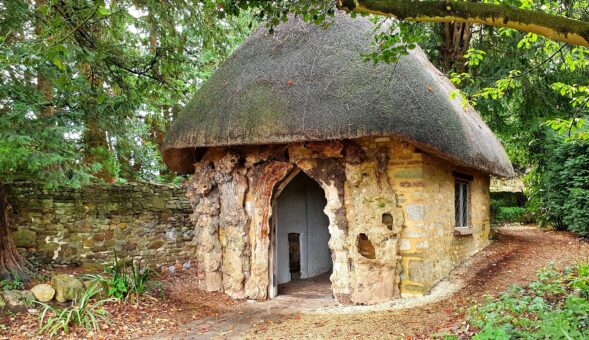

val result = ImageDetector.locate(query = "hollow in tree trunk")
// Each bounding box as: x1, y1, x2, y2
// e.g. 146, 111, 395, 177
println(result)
0, 183, 30, 280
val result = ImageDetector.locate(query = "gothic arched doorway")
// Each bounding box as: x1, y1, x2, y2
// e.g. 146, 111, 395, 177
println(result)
269, 170, 332, 298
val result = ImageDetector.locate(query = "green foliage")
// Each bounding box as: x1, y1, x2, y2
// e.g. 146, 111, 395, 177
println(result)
0, 275, 24, 291
90, 255, 160, 302
0, 0, 251, 187
426, 2, 589, 168
490, 196, 532, 224
527, 131, 589, 235
469, 263, 589, 339
88, 146, 121, 182
363, 20, 422, 65
495, 207, 528, 223
220, 0, 334, 32
129, 260, 158, 299
105, 256, 129, 300
35, 286, 115, 336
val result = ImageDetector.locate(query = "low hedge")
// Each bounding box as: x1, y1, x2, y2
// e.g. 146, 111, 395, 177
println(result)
495, 206, 528, 223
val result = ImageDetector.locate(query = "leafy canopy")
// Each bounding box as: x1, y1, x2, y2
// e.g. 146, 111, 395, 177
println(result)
0, 0, 251, 187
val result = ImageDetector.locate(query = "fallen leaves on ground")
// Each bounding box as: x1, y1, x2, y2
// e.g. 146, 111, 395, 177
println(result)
0, 268, 241, 339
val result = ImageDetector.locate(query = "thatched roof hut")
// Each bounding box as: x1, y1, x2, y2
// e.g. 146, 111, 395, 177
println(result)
162, 13, 515, 305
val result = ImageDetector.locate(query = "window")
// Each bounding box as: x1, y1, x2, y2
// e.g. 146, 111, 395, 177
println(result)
453, 172, 473, 228
455, 180, 469, 227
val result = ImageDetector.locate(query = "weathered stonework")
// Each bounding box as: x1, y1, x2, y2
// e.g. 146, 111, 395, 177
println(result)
184, 137, 492, 304
8, 136, 492, 305
6, 182, 193, 268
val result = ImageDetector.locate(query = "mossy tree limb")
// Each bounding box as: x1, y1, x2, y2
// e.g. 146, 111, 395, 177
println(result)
337, 0, 589, 47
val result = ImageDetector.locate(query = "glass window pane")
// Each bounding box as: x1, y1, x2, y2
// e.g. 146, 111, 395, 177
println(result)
462, 183, 468, 226
455, 182, 461, 227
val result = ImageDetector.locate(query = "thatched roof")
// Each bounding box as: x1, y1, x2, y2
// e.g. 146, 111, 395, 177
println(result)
163, 13, 514, 178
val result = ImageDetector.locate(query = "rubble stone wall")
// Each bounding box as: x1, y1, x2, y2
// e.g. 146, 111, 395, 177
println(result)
6, 182, 194, 269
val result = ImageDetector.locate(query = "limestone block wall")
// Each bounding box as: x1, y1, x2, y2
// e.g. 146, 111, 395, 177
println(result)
6, 182, 194, 268
415, 154, 491, 293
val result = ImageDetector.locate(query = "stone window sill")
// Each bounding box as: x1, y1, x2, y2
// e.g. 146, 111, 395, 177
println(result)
454, 227, 474, 236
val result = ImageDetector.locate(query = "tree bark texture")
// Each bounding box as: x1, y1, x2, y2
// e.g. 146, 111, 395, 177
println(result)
35, 0, 54, 118
0, 184, 30, 280
440, 22, 472, 74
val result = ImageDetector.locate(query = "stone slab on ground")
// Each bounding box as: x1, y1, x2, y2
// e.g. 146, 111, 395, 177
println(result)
1, 290, 34, 307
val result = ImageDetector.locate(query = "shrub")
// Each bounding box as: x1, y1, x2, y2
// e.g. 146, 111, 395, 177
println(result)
490, 198, 505, 217
35, 286, 115, 336
469, 263, 589, 339
491, 198, 532, 224
495, 207, 527, 223
527, 132, 589, 235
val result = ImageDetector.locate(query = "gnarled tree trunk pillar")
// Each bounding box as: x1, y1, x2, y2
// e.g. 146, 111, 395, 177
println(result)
244, 161, 294, 299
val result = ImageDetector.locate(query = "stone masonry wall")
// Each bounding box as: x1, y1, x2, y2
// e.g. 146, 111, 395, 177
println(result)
353, 137, 491, 297
6, 182, 194, 269
418, 154, 491, 292
182, 138, 492, 304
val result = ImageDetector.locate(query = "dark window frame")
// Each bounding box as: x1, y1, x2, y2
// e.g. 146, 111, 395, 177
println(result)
454, 173, 472, 228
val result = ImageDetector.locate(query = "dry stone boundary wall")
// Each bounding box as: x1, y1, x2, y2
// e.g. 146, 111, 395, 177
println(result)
6, 182, 193, 269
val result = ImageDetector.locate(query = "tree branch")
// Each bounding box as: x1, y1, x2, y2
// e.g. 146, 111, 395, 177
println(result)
337, 0, 589, 47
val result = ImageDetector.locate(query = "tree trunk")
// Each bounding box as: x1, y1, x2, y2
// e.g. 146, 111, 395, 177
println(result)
35, 0, 54, 118
338, 0, 589, 47
0, 183, 30, 280
83, 112, 114, 183
440, 22, 472, 75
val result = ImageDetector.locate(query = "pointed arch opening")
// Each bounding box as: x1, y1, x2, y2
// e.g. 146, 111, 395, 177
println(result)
269, 169, 333, 299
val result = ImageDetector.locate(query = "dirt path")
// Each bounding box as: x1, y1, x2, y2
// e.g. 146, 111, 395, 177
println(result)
146, 225, 589, 339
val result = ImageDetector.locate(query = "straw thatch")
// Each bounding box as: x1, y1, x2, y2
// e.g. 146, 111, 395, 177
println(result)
163, 13, 514, 177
